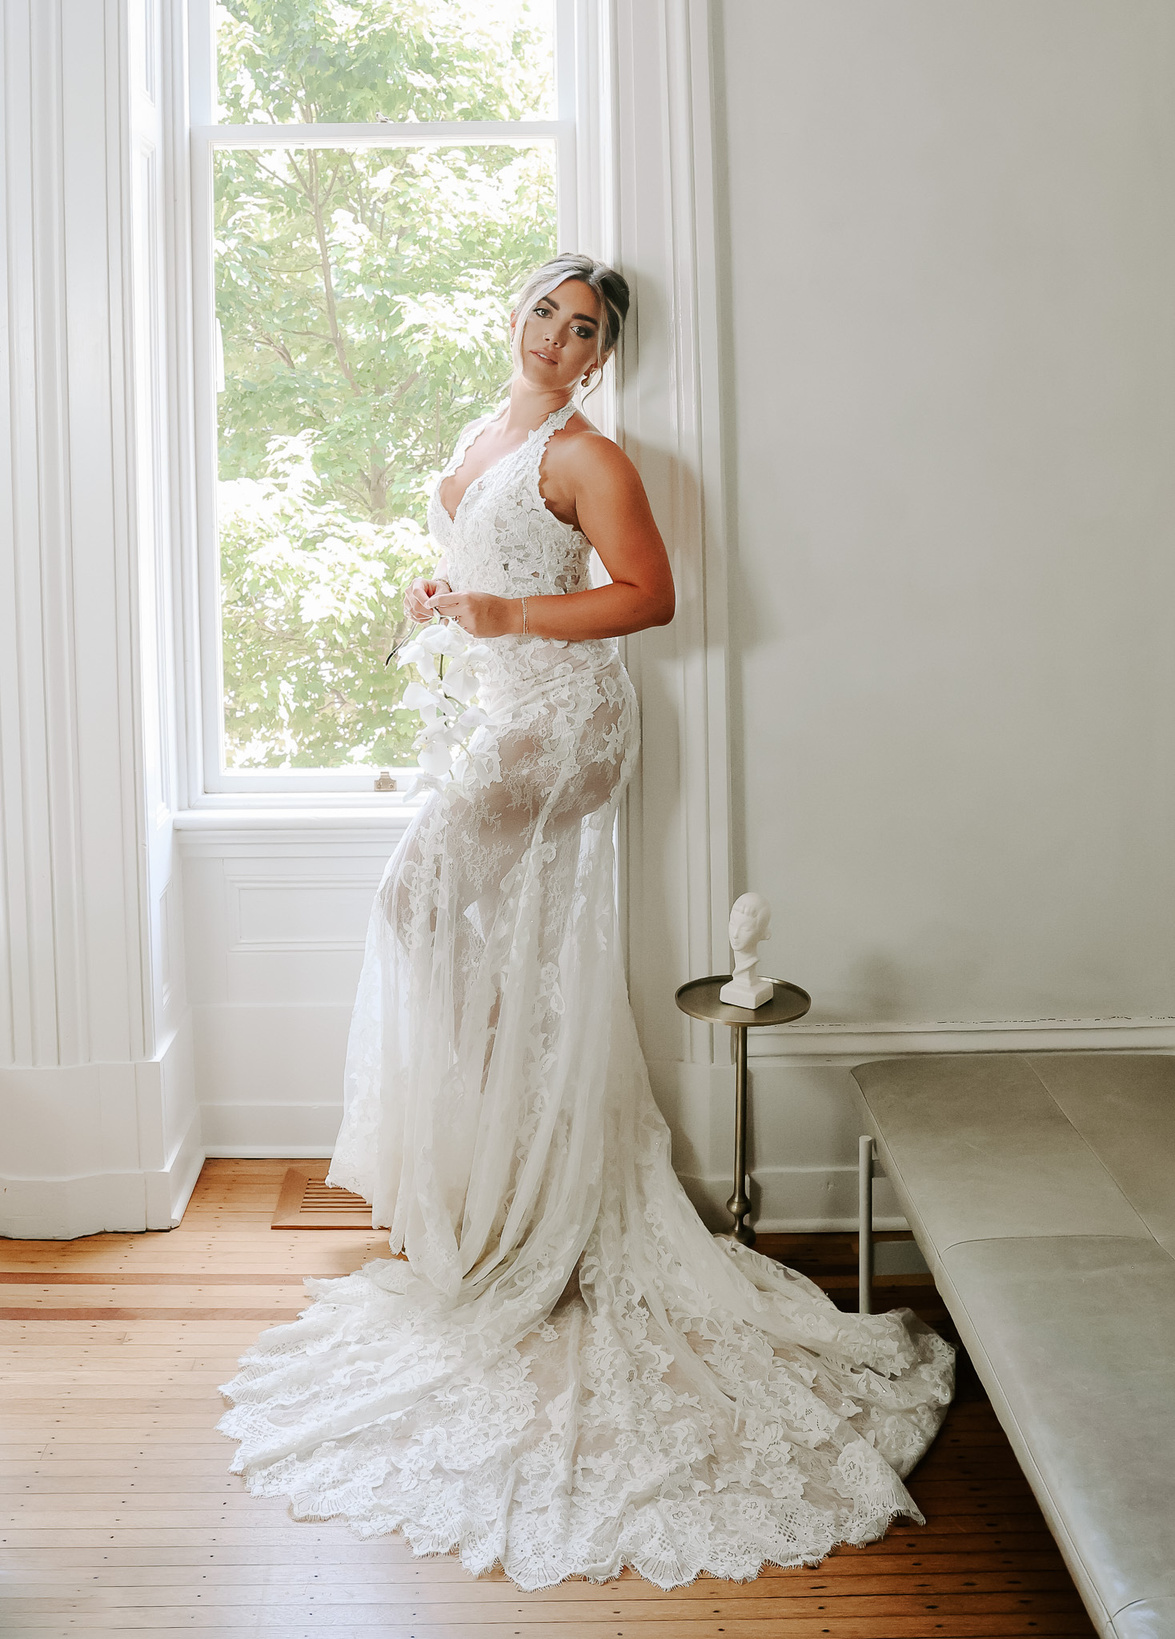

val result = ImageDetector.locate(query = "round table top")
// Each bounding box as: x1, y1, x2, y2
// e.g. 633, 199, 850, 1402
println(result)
674, 975, 812, 1027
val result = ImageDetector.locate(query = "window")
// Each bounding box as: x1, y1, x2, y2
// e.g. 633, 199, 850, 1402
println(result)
188, 0, 596, 798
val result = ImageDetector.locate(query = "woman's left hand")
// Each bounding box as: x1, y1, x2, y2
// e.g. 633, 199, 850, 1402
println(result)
425, 589, 519, 637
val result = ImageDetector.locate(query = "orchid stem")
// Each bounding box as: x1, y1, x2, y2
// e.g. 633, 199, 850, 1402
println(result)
385, 618, 426, 667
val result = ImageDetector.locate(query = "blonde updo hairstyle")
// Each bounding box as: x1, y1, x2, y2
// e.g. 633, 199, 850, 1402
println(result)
509, 252, 630, 397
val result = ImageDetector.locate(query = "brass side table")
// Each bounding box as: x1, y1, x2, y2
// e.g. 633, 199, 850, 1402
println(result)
674, 976, 812, 1246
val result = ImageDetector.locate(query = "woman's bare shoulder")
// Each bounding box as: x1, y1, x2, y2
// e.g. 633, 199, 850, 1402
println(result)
548, 414, 638, 484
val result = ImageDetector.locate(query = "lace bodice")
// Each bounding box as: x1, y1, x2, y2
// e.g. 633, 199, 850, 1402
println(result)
427, 401, 598, 602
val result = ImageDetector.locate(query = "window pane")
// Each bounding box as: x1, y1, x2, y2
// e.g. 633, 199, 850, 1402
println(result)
215, 0, 555, 125
214, 142, 556, 770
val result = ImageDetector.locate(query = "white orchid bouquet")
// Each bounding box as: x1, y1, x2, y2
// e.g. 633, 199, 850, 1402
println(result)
395, 620, 494, 795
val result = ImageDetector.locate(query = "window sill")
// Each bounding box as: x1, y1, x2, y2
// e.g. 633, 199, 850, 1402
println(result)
173, 803, 420, 855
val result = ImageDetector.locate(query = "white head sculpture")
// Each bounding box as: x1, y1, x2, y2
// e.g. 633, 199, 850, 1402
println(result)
728, 892, 771, 956
719, 892, 774, 1010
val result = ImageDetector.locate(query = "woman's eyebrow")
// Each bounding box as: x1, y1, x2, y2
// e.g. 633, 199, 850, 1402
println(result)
539, 294, 599, 326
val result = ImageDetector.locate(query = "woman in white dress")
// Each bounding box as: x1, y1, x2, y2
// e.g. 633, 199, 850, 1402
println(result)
218, 252, 953, 1592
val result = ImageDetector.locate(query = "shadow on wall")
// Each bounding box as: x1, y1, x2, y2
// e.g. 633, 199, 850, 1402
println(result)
810, 941, 992, 1026
844, 950, 913, 1022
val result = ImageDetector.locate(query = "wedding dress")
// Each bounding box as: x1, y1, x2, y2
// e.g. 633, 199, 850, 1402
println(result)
218, 401, 954, 1591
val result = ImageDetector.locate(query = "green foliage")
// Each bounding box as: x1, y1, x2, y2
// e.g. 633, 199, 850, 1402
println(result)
219, 436, 433, 767
216, 0, 553, 125
214, 0, 557, 770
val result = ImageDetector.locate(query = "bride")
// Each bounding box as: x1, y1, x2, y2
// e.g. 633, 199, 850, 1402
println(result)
218, 251, 953, 1592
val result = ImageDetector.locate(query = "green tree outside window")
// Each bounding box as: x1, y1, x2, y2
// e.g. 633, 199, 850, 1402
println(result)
214, 0, 557, 769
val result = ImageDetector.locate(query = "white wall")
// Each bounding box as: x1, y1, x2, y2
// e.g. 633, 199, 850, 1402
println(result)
713, 0, 1175, 1219
7, 1, 1173, 1238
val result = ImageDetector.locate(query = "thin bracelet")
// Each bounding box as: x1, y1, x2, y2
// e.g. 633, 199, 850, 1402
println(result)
520, 595, 528, 636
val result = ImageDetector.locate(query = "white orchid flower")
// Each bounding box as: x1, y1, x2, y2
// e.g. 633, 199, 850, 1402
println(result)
399, 644, 439, 684
418, 740, 454, 777
400, 680, 438, 713
428, 720, 466, 747
440, 662, 478, 704
419, 622, 467, 657
397, 611, 493, 792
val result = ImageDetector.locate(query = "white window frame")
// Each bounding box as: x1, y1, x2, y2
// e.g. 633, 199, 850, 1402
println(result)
171, 0, 738, 1168
184, 0, 613, 806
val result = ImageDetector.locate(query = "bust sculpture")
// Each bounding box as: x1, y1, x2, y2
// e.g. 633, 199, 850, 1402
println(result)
719, 892, 774, 1009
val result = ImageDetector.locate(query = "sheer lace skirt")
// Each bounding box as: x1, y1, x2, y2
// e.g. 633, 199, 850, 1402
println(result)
327, 638, 639, 1299
219, 638, 954, 1591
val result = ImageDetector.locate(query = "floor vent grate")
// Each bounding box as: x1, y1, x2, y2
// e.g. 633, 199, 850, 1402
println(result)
271, 1165, 373, 1229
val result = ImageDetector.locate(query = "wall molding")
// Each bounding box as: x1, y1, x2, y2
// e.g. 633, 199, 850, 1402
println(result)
613, 0, 736, 1078
222, 865, 387, 954
175, 819, 411, 862
750, 1018, 1175, 1061
0, 0, 200, 1240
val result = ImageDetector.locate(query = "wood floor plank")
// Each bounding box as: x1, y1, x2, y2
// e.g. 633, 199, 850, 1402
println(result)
0, 1613, 1099, 1636
0, 1570, 1082, 1597
1, 1509, 1063, 1534
0, 1309, 301, 1322
0, 1271, 316, 1284
0, 1487, 1050, 1517
0, 1540, 1064, 1572
0, 1459, 1048, 1485
1, 1591, 1090, 1617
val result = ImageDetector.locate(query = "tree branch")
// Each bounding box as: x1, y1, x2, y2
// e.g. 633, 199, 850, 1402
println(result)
303, 151, 362, 398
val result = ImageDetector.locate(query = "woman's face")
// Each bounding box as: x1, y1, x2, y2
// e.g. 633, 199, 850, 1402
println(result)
513, 278, 604, 392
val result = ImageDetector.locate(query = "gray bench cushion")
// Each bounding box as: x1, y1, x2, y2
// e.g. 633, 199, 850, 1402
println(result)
937, 1236, 1175, 1632
852, 1054, 1151, 1260
1114, 1599, 1175, 1639
851, 1052, 1175, 1639
1028, 1055, 1175, 1255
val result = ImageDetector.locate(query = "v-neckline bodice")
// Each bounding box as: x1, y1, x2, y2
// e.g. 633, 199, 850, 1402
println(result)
427, 398, 590, 603
438, 401, 574, 526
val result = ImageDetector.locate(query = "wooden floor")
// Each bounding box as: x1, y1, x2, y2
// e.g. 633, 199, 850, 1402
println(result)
0, 1158, 1096, 1639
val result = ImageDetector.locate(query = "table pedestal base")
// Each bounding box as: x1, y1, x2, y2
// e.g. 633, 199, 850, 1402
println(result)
726, 1024, 754, 1246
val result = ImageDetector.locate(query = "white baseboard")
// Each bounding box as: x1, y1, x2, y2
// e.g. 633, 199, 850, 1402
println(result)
0, 1107, 205, 1241
677, 1163, 909, 1234
165, 1108, 206, 1227
0, 1026, 202, 1239
1, 1173, 145, 1240
194, 1102, 906, 1232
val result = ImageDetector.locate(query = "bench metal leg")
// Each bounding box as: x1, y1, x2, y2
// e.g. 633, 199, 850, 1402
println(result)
858, 1134, 874, 1315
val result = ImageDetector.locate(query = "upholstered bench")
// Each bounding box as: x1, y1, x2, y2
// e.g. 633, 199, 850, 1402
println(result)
850, 1053, 1175, 1639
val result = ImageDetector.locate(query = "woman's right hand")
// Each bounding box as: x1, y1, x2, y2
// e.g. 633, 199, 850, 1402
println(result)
404, 577, 451, 624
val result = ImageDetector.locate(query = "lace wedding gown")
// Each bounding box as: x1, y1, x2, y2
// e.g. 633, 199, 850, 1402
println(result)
218, 401, 954, 1591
